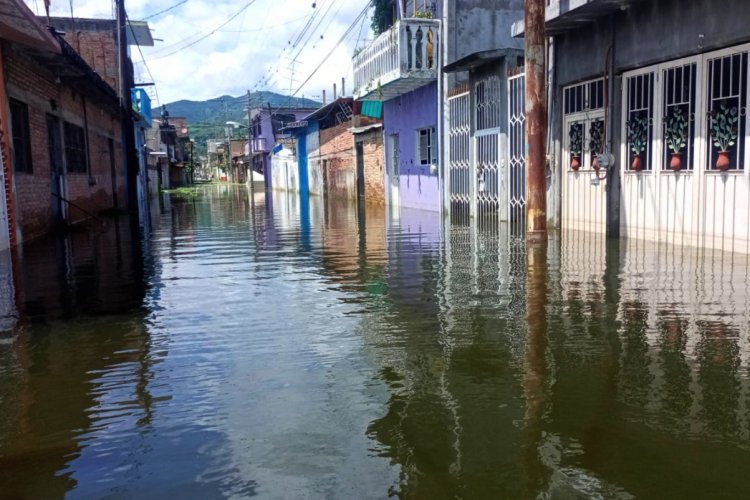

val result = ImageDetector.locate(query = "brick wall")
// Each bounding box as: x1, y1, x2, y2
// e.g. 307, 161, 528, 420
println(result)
60, 27, 119, 93
355, 128, 385, 206
3, 43, 123, 242
319, 121, 355, 200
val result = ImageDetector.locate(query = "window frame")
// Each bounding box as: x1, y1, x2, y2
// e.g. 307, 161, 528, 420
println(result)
562, 78, 606, 172
417, 127, 436, 166
9, 99, 33, 174
63, 121, 88, 174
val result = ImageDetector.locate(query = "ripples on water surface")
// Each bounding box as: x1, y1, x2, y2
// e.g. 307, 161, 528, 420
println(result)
1, 184, 750, 499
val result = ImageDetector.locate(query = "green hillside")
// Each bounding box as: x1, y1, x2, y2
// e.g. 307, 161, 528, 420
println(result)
163, 92, 321, 125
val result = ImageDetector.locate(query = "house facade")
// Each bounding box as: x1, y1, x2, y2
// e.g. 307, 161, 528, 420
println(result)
1, 1, 134, 244
353, 1, 442, 212
249, 106, 318, 191
514, 0, 750, 252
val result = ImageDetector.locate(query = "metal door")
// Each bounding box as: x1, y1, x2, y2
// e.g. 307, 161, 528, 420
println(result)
508, 73, 527, 236
47, 114, 65, 223
355, 141, 365, 200
474, 74, 503, 233
447, 91, 471, 222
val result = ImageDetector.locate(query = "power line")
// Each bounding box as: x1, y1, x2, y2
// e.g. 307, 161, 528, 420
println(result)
127, 14, 161, 107
142, 0, 188, 21
145, 0, 259, 61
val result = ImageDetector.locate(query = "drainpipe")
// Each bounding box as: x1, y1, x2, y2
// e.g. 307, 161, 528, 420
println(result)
525, 0, 548, 243
437, 5, 446, 219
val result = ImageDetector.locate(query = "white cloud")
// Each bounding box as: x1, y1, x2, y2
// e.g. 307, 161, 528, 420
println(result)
25, 0, 373, 105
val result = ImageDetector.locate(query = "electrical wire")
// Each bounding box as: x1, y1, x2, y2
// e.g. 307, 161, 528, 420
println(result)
127, 13, 161, 107
142, 0, 188, 21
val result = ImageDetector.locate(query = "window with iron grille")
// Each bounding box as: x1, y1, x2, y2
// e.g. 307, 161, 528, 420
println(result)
9, 99, 32, 173
663, 63, 697, 170
417, 127, 436, 165
625, 73, 655, 171
64, 122, 88, 174
563, 79, 605, 171
707, 52, 748, 171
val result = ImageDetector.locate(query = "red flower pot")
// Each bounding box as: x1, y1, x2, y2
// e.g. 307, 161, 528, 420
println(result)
571, 155, 581, 171
631, 154, 643, 172
670, 153, 682, 171
716, 151, 731, 171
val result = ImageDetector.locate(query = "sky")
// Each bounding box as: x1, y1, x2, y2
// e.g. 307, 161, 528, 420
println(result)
23, 0, 373, 106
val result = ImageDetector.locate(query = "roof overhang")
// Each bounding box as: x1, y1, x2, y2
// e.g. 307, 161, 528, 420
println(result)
349, 123, 383, 135
443, 48, 525, 73
511, 0, 641, 37
0, 0, 60, 52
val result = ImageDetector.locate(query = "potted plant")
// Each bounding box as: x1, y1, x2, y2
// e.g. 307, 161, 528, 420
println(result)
627, 115, 648, 171
569, 124, 583, 171
709, 103, 739, 171
665, 107, 688, 171
589, 120, 604, 170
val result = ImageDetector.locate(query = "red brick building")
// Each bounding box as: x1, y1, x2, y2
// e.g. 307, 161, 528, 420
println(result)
0, 0, 127, 244
352, 124, 385, 206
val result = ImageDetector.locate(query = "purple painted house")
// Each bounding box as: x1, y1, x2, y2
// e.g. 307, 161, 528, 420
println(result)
353, 1, 442, 213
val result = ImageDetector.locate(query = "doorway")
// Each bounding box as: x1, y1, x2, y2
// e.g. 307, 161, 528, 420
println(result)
355, 141, 365, 201
46, 114, 65, 223
387, 134, 400, 207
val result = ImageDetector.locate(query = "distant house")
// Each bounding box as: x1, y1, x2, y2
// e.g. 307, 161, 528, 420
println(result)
249, 105, 318, 191
511, 0, 750, 252
0, 1, 135, 244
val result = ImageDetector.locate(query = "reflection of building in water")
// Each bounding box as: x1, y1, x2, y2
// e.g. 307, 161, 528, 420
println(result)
0, 250, 16, 332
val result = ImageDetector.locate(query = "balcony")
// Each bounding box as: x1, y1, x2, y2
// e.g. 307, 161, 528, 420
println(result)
251, 137, 269, 155
131, 88, 152, 126
353, 18, 440, 101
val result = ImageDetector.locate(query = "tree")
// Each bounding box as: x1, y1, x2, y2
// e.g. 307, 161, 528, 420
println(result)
371, 0, 394, 36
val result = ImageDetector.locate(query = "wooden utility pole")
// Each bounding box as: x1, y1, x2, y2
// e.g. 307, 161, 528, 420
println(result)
525, 0, 547, 243
116, 0, 139, 217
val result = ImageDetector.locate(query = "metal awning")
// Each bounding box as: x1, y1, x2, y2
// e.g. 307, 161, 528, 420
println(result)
511, 0, 642, 37
443, 48, 524, 73
349, 123, 383, 135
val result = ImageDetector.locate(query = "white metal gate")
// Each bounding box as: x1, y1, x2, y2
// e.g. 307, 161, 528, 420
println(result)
508, 73, 527, 236
447, 92, 471, 221
475, 75, 503, 233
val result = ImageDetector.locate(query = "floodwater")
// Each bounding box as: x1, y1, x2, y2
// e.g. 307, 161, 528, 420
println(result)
1, 184, 750, 499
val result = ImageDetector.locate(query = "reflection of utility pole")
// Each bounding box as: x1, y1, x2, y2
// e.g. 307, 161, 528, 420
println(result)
525, 0, 547, 243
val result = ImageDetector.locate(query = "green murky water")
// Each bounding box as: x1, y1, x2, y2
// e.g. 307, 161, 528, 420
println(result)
1, 184, 749, 499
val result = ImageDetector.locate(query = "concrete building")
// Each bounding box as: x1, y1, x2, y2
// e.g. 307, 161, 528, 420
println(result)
511, 0, 750, 252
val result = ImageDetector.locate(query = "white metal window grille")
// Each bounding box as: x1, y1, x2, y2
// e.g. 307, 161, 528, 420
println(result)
563, 79, 605, 172
475, 75, 503, 131
448, 92, 471, 216
706, 52, 748, 171
417, 127, 436, 165
626, 73, 655, 171
508, 73, 526, 236
564, 79, 604, 115
663, 63, 697, 170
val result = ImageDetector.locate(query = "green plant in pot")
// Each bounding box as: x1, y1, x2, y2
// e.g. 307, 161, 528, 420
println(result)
709, 102, 739, 171
569, 124, 583, 171
665, 107, 688, 171
589, 120, 604, 171
627, 115, 648, 171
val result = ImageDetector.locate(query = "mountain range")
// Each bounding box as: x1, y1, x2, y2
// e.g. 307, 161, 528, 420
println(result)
163, 92, 321, 125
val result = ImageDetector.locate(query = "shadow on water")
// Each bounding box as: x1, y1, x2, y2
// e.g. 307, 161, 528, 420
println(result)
1, 184, 750, 498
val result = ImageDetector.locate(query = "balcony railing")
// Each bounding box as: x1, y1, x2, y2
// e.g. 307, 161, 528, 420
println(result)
251, 137, 269, 154
353, 18, 440, 101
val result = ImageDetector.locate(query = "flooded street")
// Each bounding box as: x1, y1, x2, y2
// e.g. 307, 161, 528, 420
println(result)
1, 184, 750, 499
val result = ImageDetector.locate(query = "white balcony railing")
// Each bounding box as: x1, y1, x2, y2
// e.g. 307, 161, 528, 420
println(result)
353, 18, 440, 101
251, 137, 268, 154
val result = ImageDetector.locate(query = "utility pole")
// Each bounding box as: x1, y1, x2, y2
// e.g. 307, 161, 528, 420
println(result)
525, 0, 547, 243
116, 0, 139, 219
247, 90, 255, 194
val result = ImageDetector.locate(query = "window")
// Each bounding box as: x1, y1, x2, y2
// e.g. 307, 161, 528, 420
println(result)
707, 52, 748, 171
64, 122, 87, 174
663, 63, 697, 170
9, 99, 32, 173
625, 72, 655, 171
417, 127, 436, 165
563, 79, 605, 171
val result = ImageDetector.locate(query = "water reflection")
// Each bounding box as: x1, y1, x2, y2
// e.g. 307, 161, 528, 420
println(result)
0, 185, 749, 498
